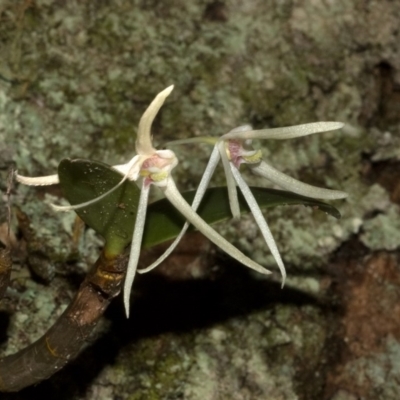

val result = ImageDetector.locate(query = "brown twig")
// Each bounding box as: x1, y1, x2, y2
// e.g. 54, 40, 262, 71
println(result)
0, 248, 128, 392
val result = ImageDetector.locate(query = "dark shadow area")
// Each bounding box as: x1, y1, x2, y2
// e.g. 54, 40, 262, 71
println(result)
364, 159, 400, 205
0, 311, 10, 346
1, 257, 328, 399
359, 61, 400, 128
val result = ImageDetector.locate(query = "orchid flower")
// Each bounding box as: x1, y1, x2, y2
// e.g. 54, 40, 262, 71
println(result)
146, 122, 348, 285
16, 86, 272, 317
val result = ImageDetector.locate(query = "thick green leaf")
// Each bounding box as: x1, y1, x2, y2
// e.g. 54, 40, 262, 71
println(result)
143, 185, 341, 249
58, 159, 141, 254
58, 159, 341, 254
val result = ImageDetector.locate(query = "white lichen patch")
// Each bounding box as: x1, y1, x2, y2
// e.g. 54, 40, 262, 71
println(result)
182, 310, 313, 400
360, 205, 400, 251
0, 276, 69, 357
286, 276, 321, 295
338, 336, 400, 399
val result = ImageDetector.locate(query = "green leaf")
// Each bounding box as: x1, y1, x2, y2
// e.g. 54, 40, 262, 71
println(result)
58, 159, 341, 255
58, 159, 140, 255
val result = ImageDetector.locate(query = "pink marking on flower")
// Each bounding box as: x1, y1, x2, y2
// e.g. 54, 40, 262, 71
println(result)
227, 140, 243, 168
141, 154, 165, 169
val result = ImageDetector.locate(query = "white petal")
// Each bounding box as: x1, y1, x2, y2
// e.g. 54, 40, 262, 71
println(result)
138, 146, 221, 274
162, 178, 271, 275
16, 173, 59, 186
112, 155, 145, 181
136, 85, 174, 155
251, 161, 348, 200
51, 156, 141, 212
222, 122, 344, 140
137, 221, 190, 274
123, 183, 150, 318
230, 164, 286, 285
227, 125, 253, 134
190, 145, 221, 210
218, 141, 240, 219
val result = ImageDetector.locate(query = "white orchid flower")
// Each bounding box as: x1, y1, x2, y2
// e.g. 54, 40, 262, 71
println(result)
16, 86, 272, 317
154, 122, 348, 286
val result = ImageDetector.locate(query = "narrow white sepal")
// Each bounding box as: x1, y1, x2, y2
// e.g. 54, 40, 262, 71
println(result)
16, 173, 60, 186
51, 156, 141, 212
222, 122, 344, 140
123, 183, 150, 318
218, 141, 240, 219
136, 85, 174, 155
138, 146, 221, 274
189, 145, 221, 211
251, 161, 348, 200
112, 155, 145, 181
162, 178, 271, 275
230, 164, 286, 286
